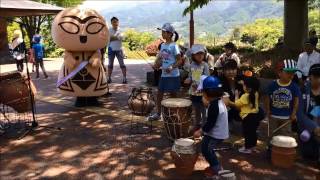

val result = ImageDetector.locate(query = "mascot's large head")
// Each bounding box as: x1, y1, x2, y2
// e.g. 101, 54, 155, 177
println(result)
52, 7, 109, 51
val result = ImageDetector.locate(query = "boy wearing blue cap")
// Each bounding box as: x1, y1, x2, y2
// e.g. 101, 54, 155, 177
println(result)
194, 76, 229, 178
32, 35, 48, 79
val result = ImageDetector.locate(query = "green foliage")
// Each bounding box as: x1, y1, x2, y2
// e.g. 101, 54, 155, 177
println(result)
26, 0, 84, 57
7, 22, 30, 48
34, 0, 84, 7
180, 0, 213, 15
123, 29, 156, 51
206, 45, 257, 56
240, 18, 283, 50
309, 9, 320, 34
40, 22, 64, 58
7, 22, 21, 43
309, 0, 320, 9
236, 9, 320, 50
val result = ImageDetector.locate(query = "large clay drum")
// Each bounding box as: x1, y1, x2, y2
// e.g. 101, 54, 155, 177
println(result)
171, 138, 198, 177
161, 98, 192, 140
271, 135, 297, 168
128, 87, 155, 116
0, 72, 35, 113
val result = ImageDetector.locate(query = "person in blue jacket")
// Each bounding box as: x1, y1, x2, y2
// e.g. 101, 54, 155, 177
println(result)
32, 35, 48, 79
297, 63, 320, 164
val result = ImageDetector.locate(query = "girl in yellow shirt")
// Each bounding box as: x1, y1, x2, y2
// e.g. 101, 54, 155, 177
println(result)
226, 76, 264, 154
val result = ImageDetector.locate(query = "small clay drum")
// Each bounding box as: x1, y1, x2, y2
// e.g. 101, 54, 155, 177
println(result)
271, 136, 297, 168
161, 98, 192, 140
128, 87, 155, 116
171, 138, 198, 177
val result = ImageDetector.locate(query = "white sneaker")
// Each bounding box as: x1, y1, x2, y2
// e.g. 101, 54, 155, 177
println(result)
147, 113, 161, 121
238, 146, 252, 154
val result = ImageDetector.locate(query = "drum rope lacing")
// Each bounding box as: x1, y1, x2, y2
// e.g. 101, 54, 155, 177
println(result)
161, 101, 192, 141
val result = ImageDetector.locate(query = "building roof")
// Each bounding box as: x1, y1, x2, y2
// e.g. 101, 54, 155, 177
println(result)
0, 0, 63, 17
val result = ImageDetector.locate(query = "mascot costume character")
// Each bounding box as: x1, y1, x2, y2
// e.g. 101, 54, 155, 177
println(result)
52, 7, 109, 106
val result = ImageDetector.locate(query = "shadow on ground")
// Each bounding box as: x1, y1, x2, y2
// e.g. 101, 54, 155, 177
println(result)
0, 64, 319, 180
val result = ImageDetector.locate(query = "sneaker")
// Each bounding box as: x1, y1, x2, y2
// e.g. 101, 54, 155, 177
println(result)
238, 146, 252, 154
203, 167, 218, 178
122, 78, 127, 84
36, 76, 40, 79
107, 78, 112, 83
147, 113, 161, 121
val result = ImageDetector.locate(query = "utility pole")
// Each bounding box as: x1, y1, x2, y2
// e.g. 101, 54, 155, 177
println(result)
189, 0, 194, 47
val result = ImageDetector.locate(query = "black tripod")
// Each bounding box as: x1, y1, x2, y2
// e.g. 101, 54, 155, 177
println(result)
18, 28, 61, 139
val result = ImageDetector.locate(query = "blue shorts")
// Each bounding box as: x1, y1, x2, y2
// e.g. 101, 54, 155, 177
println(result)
108, 47, 126, 69
158, 76, 180, 93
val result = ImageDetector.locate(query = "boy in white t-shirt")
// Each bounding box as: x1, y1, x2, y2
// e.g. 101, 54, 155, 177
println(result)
194, 76, 229, 178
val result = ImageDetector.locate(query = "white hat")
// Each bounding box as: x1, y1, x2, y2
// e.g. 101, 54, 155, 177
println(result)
157, 23, 175, 33
191, 44, 205, 54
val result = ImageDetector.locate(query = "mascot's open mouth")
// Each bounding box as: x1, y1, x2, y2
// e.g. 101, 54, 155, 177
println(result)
80, 36, 87, 43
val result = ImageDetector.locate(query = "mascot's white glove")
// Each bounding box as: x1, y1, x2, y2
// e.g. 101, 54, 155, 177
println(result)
89, 50, 101, 69
64, 51, 78, 70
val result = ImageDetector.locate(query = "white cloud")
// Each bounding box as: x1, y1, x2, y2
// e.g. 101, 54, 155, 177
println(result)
80, 0, 161, 12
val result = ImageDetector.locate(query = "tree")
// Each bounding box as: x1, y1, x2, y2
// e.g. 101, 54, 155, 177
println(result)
123, 29, 156, 51
308, 0, 320, 9
240, 18, 283, 50
181, 0, 310, 51
12, 0, 84, 47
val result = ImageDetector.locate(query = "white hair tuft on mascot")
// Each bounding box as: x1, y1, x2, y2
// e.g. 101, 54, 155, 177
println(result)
52, 7, 109, 106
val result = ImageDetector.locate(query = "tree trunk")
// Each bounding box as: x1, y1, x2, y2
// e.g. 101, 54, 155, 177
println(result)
284, 0, 308, 52
189, 0, 194, 47
0, 17, 13, 64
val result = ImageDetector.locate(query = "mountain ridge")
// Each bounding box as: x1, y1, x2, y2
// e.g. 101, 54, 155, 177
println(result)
101, 0, 284, 38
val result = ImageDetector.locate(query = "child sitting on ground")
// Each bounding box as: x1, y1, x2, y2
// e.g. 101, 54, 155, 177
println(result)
194, 76, 229, 178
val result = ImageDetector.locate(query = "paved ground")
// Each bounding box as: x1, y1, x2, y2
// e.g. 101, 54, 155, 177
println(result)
0, 59, 319, 180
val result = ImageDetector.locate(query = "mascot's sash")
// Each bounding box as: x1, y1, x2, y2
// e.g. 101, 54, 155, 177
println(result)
56, 61, 89, 88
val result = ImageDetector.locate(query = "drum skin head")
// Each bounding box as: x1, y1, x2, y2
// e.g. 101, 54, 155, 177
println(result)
161, 98, 192, 107
271, 135, 297, 148
52, 7, 109, 51
174, 138, 194, 146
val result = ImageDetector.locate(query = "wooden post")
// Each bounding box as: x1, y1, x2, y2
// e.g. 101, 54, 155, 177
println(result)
284, 0, 308, 52
189, 0, 194, 47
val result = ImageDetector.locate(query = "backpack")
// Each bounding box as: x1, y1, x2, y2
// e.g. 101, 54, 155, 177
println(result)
34, 44, 44, 60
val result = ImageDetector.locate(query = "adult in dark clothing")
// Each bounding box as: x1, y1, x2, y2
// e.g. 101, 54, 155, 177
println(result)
297, 64, 320, 163
309, 30, 318, 47
219, 59, 243, 127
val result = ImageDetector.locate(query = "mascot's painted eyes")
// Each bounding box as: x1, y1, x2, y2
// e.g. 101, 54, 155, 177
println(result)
59, 22, 80, 34
58, 21, 105, 35
86, 22, 105, 34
